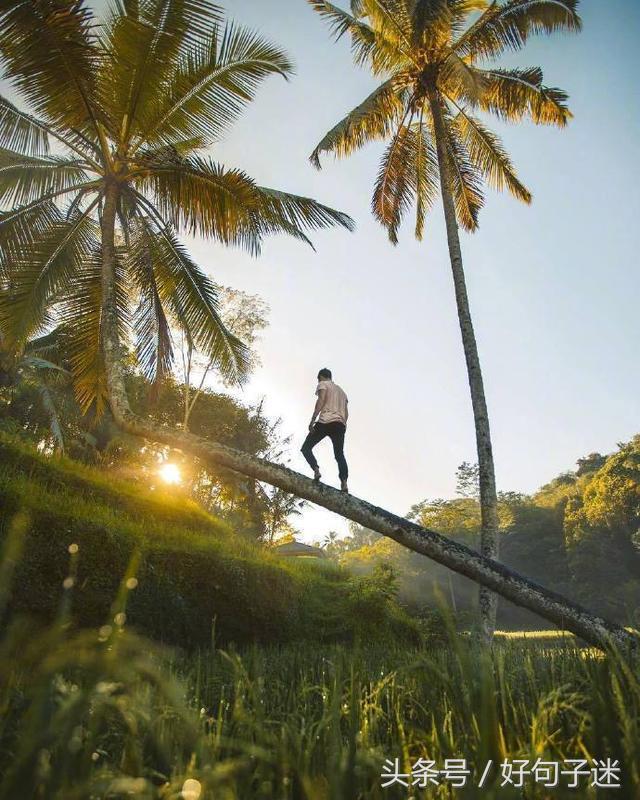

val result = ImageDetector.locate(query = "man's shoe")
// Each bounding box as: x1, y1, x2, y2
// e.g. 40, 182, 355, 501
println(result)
340, 480, 349, 493
313, 469, 321, 482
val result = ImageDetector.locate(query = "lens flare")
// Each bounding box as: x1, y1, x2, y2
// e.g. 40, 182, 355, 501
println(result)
181, 779, 202, 800
160, 463, 181, 485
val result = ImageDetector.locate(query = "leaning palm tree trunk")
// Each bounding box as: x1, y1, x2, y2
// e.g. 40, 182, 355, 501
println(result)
428, 90, 500, 644
99, 187, 636, 654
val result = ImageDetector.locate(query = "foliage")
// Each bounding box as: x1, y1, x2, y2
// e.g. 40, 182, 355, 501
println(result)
320, 522, 382, 558
455, 460, 480, 498
2, 594, 640, 797
1, 346, 307, 541
345, 439, 640, 629
1, 463, 638, 797
309, 0, 581, 240
177, 285, 270, 428
0, 0, 353, 414
261, 485, 306, 545
563, 436, 640, 617
217, 286, 270, 378
0, 433, 420, 650
0, 343, 70, 452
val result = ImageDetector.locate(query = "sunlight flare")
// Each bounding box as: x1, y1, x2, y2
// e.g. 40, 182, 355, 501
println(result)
160, 463, 182, 485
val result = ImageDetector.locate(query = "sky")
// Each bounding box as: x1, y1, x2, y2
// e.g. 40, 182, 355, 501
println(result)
191, 0, 640, 542
64, 2, 640, 540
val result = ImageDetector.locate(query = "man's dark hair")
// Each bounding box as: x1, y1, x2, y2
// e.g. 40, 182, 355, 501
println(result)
317, 368, 332, 381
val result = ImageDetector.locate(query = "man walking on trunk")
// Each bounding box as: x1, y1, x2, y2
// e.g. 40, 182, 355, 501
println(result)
301, 368, 349, 492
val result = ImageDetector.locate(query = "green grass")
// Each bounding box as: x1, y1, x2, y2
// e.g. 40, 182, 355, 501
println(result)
0, 433, 419, 649
1, 434, 639, 798
2, 612, 639, 798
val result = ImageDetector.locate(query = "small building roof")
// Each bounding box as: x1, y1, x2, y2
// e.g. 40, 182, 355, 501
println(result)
274, 540, 326, 558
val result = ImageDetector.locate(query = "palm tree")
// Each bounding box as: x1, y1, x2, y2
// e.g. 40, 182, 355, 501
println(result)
308, 0, 581, 641
0, 0, 353, 416
0, 1, 634, 653
1, 339, 69, 451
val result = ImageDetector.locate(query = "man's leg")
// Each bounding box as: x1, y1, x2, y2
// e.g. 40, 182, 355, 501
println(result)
301, 423, 327, 479
328, 423, 348, 487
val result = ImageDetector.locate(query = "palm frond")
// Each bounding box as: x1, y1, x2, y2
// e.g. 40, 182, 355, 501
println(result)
409, 0, 457, 51
0, 0, 103, 137
310, 78, 408, 168
307, 0, 406, 73
474, 66, 571, 125
103, 0, 223, 145
371, 114, 439, 243
138, 22, 293, 150
132, 216, 250, 385
127, 220, 174, 383
20, 354, 69, 374
254, 187, 355, 243
133, 288, 173, 385
440, 1, 493, 45
413, 112, 440, 240
356, 0, 414, 52
438, 103, 484, 231
453, 0, 581, 60
439, 52, 490, 106
452, 105, 531, 202
373, 123, 416, 243
0, 95, 102, 165
0, 96, 50, 157
57, 249, 129, 415
0, 202, 100, 348
23, 327, 67, 361
0, 149, 90, 208
38, 383, 65, 451
0, 199, 61, 270
0, 181, 100, 273
135, 155, 355, 253
134, 157, 264, 252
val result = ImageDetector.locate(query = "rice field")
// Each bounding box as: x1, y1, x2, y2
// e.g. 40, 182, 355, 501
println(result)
2, 610, 638, 799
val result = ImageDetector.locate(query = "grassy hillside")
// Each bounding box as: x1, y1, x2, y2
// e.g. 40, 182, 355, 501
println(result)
0, 434, 419, 649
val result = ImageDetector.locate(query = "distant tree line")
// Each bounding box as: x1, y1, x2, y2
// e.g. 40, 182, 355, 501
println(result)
332, 442, 640, 629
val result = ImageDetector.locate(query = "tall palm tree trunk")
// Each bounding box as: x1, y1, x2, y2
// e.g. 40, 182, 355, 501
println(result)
427, 89, 500, 644
99, 184, 637, 654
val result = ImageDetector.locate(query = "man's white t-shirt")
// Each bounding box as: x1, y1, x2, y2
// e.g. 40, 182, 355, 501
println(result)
316, 380, 348, 426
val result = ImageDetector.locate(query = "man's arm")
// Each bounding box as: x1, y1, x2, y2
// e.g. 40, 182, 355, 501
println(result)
309, 385, 326, 430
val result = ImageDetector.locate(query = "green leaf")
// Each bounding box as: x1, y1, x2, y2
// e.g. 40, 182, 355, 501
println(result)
453, 0, 581, 60
474, 67, 572, 126
0, 148, 90, 208
0, 95, 50, 156
452, 108, 531, 202
56, 248, 129, 415
130, 216, 250, 385
0, 0, 103, 137
138, 22, 293, 150
372, 119, 438, 244
0, 202, 100, 348
307, 0, 404, 73
310, 78, 407, 168
102, 0, 224, 145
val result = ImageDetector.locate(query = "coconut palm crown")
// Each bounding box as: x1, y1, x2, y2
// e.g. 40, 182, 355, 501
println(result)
309, 0, 580, 240
0, 0, 353, 413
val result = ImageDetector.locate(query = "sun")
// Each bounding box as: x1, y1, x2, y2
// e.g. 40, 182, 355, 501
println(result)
159, 463, 182, 485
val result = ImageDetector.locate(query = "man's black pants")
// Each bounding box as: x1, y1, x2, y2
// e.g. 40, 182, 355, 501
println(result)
301, 421, 348, 481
